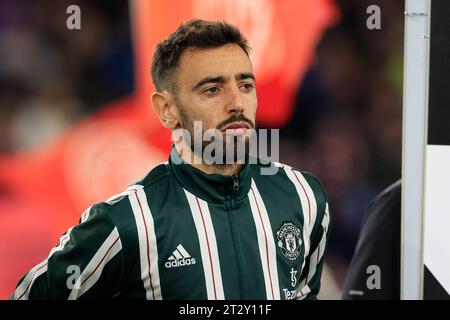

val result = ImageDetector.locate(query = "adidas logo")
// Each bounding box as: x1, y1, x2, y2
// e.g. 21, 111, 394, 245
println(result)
165, 244, 196, 268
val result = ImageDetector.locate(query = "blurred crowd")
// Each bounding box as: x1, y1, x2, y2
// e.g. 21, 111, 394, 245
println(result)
0, 0, 132, 151
0, 0, 404, 297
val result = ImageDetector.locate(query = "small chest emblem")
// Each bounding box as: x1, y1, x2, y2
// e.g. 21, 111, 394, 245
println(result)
276, 222, 302, 261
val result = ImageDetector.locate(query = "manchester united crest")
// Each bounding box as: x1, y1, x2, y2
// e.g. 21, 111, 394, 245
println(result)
276, 222, 302, 261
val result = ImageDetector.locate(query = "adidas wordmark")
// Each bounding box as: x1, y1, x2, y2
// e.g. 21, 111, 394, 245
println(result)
165, 244, 196, 268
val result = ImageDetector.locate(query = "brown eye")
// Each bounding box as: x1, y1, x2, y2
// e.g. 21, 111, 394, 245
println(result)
204, 87, 220, 96
241, 83, 254, 92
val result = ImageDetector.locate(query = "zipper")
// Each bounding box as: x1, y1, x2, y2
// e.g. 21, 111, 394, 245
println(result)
227, 207, 247, 298
227, 173, 247, 297
233, 174, 239, 191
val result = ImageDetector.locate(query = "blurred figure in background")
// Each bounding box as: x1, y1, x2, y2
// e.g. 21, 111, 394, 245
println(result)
342, 180, 401, 299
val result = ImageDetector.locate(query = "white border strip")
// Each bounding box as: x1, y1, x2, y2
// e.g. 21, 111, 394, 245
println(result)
401, 0, 431, 300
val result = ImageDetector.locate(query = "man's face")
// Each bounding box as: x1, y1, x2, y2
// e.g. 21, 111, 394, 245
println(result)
173, 43, 257, 162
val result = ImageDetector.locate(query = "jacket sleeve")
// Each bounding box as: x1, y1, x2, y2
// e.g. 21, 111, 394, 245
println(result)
341, 181, 401, 300
296, 173, 331, 300
11, 203, 125, 300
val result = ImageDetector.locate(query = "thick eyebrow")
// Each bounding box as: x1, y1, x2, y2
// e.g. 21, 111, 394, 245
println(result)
191, 76, 226, 91
236, 72, 256, 82
191, 72, 256, 92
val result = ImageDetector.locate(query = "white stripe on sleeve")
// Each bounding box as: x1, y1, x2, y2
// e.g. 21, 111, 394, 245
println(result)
14, 222, 77, 300
296, 203, 330, 299
68, 227, 122, 299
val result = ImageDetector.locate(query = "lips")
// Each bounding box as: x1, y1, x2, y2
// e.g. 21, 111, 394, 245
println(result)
221, 122, 251, 135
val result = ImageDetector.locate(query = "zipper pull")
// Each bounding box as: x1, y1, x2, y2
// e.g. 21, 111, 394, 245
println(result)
233, 174, 239, 191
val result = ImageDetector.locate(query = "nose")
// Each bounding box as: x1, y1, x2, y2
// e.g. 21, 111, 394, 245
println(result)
225, 85, 244, 114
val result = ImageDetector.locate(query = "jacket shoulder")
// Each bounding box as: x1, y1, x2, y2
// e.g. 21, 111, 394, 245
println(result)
251, 159, 328, 212
92, 162, 169, 208
251, 159, 326, 192
133, 161, 171, 189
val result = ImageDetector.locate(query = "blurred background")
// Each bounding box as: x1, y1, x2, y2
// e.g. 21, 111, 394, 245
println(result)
0, 0, 403, 299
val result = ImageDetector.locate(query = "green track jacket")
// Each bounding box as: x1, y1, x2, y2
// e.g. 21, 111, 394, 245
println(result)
12, 150, 330, 300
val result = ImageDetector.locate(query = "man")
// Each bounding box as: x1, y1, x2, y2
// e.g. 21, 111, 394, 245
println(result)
342, 180, 401, 299
12, 19, 330, 300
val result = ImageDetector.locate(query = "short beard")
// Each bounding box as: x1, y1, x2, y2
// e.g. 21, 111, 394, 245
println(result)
176, 100, 254, 166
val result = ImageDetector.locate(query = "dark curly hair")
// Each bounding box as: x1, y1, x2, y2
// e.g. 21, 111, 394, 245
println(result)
151, 19, 250, 93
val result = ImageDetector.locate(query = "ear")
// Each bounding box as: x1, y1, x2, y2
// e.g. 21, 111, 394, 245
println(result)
151, 91, 180, 130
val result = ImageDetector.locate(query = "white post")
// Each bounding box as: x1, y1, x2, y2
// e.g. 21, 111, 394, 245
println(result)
401, 0, 430, 300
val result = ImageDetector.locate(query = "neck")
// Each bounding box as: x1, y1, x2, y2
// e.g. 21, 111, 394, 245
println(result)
175, 142, 243, 176
192, 162, 243, 176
